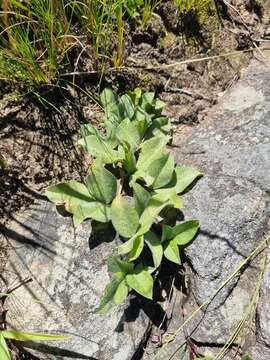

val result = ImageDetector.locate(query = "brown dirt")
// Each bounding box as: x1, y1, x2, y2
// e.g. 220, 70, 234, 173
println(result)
0, 0, 270, 225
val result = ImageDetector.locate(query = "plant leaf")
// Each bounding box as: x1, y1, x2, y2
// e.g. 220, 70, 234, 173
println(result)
133, 106, 151, 128
46, 181, 110, 225
72, 201, 111, 226
152, 153, 175, 189
145, 116, 171, 139
123, 144, 137, 174
145, 231, 163, 268
113, 280, 129, 305
126, 268, 153, 299
171, 220, 200, 246
46, 181, 92, 209
139, 197, 168, 234
107, 257, 134, 276
153, 188, 184, 209
136, 136, 169, 171
161, 224, 174, 243
174, 166, 203, 194
241, 356, 253, 360
80, 123, 99, 137
164, 241, 181, 265
111, 195, 139, 238
118, 235, 136, 255
139, 186, 183, 233
128, 87, 142, 105
2, 330, 69, 341
136, 152, 170, 188
86, 162, 117, 204
116, 119, 142, 149
133, 183, 151, 216
120, 94, 135, 118
100, 88, 118, 111
96, 275, 123, 314
0, 335, 10, 360
82, 135, 125, 163
140, 92, 155, 112
128, 235, 144, 262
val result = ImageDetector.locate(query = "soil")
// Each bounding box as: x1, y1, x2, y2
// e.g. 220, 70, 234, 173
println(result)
0, 0, 270, 223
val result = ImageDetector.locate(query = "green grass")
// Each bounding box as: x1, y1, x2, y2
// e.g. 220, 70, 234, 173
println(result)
0, 0, 71, 85
0, 0, 148, 87
0, 0, 218, 89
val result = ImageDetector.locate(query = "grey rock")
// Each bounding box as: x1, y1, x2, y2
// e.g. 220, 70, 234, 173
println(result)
256, 248, 270, 346
1, 201, 148, 359
170, 61, 270, 348
184, 175, 268, 310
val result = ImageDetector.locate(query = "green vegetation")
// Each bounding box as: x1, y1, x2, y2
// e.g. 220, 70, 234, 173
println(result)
0, 0, 218, 89
0, 328, 68, 359
0, 0, 155, 87
0, 0, 71, 85
46, 88, 202, 312
176, 0, 216, 18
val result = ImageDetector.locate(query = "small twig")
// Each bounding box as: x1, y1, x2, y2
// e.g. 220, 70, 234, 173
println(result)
6, 277, 32, 296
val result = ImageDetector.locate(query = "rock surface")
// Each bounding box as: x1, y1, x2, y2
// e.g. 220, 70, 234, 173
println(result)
0, 201, 148, 359
148, 60, 270, 359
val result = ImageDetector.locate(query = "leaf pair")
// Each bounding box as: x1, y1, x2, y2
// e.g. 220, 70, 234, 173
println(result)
162, 220, 200, 265
46, 163, 117, 227
96, 258, 154, 314
131, 135, 173, 189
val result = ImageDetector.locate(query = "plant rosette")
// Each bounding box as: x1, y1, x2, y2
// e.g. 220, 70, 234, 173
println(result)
46, 88, 202, 313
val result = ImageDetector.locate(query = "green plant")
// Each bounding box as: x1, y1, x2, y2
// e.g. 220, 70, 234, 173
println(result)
175, 0, 217, 25
0, 0, 73, 86
46, 88, 202, 313
0, 0, 160, 87
0, 328, 68, 360
125, 0, 161, 27
69, 0, 120, 67
125, 0, 143, 18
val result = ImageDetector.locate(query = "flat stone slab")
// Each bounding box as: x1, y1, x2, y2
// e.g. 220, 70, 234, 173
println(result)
1, 201, 148, 359
148, 60, 270, 359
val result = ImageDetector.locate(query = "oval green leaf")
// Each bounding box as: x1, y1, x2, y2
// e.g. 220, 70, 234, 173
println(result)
111, 195, 139, 238
96, 275, 123, 314
126, 269, 153, 299
113, 280, 129, 305
174, 167, 203, 194
172, 220, 200, 246
73, 202, 111, 227
164, 241, 181, 265
86, 162, 117, 204
107, 257, 134, 276
128, 235, 144, 262
152, 153, 175, 189
145, 231, 163, 268
46, 181, 92, 209
133, 183, 151, 216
